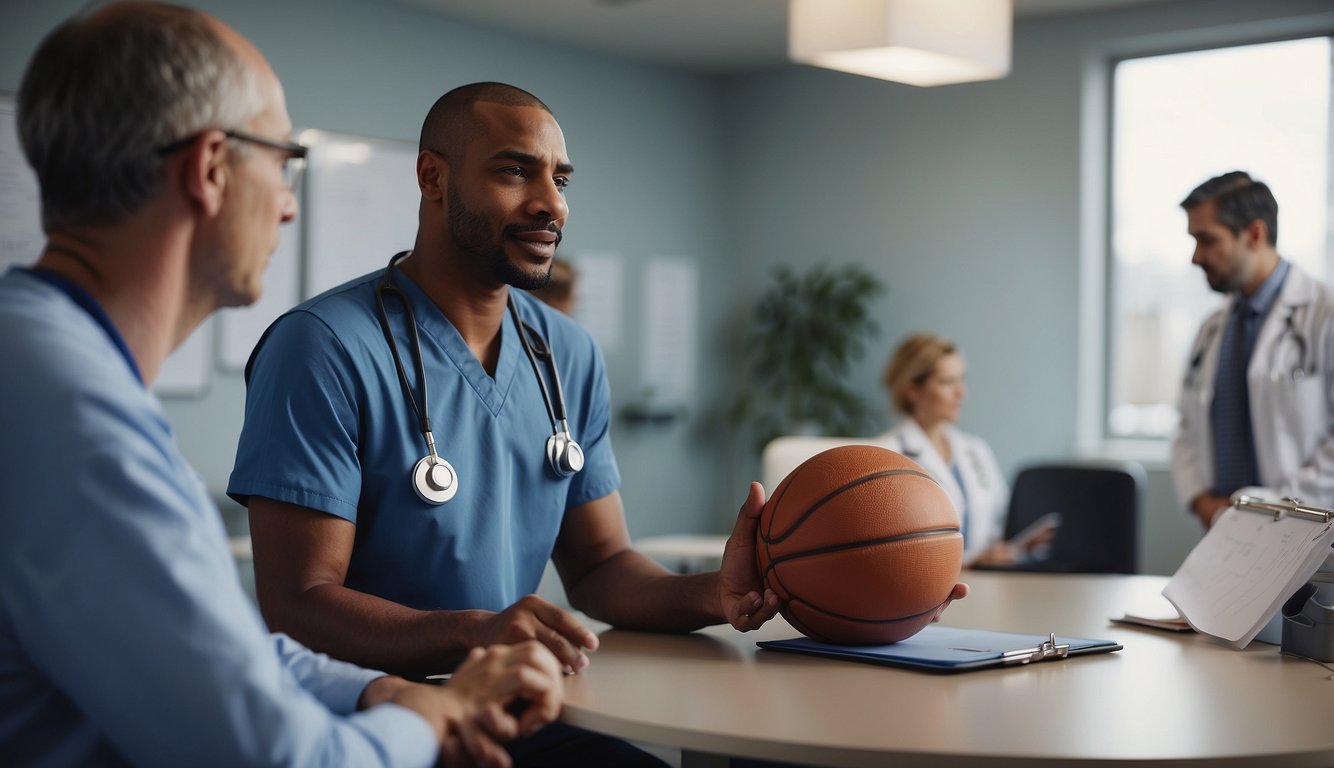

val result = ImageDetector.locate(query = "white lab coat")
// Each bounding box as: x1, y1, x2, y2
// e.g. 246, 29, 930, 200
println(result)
876, 419, 1009, 565
1171, 263, 1334, 509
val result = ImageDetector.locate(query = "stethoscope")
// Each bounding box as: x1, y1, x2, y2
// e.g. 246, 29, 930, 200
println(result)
374, 251, 583, 505
1274, 304, 1312, 382
1183, 317, 1222, 391
1184, 303, 1311, 389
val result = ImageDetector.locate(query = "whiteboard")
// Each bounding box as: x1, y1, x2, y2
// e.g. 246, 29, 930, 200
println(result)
0, 98, 43, 271
154, 319, 212, 396
218, 219, 300, 370
300, 129, 420, 298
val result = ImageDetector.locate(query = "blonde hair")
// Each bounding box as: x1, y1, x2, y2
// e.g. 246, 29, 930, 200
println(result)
883, 333, 957, 414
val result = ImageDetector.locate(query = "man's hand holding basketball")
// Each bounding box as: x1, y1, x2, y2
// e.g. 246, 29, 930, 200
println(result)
719, 481, 781, 631
930, 583, 969, 623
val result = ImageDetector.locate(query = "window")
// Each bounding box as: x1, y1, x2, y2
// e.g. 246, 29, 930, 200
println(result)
1104, 37, 1332, 444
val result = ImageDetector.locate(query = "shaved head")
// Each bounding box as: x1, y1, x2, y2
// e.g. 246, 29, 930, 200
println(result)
419, 82, 551, 161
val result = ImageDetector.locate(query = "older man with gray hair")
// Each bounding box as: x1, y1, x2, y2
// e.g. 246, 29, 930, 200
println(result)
0, 3, 563, 766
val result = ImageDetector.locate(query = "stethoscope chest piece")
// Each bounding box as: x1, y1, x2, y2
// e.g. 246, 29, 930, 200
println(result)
413, 455, 458, 505
547, 432, 585, 477
377, 251, 584, 502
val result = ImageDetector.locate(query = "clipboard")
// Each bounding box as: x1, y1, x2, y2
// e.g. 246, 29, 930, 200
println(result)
756, 625, 1122, 673
1163, 496, 1334, 649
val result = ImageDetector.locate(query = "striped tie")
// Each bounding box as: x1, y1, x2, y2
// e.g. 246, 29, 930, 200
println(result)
1210, 303, 1259, 495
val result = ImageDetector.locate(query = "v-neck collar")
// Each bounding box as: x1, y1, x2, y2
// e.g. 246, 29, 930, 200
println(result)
21, 267, 144, 386
388, 270, 520, 416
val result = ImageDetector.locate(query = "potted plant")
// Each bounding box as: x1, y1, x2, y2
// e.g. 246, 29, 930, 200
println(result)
730, 263, 884, 450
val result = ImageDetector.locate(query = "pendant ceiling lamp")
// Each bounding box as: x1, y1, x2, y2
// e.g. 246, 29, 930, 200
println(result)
788, 0, 1013, 87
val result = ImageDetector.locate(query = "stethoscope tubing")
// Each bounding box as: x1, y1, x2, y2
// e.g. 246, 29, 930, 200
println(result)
376, 252, 433, 440
375, 251, 581, 504
1184, 303, 1310, 389
508, 296, 566, 429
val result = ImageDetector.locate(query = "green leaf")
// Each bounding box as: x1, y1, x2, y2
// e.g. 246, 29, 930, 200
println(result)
729, 263, 884, 451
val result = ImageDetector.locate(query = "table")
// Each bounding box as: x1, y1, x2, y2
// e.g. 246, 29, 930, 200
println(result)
561, 571, 1334, 767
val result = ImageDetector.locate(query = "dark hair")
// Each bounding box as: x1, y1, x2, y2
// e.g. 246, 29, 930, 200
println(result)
1180, 170, 1278, 246
418, 82, 551, 159
17, 1, 261, 232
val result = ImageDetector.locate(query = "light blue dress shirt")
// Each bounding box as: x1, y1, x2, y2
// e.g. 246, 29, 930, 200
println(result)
0, 268, 436, 767
228, 268, 619, 612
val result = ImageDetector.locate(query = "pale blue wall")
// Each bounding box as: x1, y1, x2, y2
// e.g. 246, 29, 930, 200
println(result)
0, 0, 739, 540
3, 0, 1332, 574
717, 0, 1334, 574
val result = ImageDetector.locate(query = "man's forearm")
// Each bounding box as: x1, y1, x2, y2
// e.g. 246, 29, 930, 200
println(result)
265, 583, 489, 677
565, 550, 723, 632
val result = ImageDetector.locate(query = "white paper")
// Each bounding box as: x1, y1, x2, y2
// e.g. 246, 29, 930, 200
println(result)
1163, 505, 1334, 648
568, 251, 623, 353
639, 256, 697, 405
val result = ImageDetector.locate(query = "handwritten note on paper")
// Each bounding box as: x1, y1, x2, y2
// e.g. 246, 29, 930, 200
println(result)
1163, 505, 1334, 648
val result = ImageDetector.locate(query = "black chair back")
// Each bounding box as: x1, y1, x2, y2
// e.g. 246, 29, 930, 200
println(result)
1002, 462, 1145, 574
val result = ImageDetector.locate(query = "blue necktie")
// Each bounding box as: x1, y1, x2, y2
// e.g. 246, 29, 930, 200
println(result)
1211, 303, 1259, 495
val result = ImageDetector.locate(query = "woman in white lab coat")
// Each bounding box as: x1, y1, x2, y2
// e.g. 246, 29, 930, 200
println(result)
876, 334, 1017, 567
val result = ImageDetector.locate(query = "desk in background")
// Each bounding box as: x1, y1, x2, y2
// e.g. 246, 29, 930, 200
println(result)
635, 534, 728, 574
562, 572, 1334, 767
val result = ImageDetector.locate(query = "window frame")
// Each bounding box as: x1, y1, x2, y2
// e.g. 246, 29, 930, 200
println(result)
1076, 18, 1334, 467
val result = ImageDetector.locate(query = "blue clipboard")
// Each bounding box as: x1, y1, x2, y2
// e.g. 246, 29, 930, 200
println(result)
757, 625, 1122, 673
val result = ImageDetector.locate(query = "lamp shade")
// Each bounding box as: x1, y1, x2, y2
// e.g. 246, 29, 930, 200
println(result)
789, 0, 1012, 87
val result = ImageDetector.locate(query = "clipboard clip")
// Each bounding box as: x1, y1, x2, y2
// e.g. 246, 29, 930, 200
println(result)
1001, 633, 1070, 665
1235, 496, 1333, 524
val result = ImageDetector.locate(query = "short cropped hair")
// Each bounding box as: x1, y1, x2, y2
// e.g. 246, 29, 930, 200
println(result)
883, 333, 958, 415
1180, 170, 1278, 246
419, 82, 551, 160
18, 1, 263, 232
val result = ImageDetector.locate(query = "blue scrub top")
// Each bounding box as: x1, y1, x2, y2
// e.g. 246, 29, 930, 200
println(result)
0, 268, 436, 767
229, 267, 620, 613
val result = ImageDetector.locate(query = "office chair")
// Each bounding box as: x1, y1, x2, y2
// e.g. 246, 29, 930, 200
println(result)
998, 462, 1146, 574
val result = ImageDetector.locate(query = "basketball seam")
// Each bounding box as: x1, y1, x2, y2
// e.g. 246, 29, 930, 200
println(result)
764, 459, 806, 541
786, 595, 947, 625
765, 468, 941, 544
763, 526, 960, 573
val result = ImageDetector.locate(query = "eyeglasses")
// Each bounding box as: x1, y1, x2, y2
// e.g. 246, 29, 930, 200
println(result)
157, 129, 309, 190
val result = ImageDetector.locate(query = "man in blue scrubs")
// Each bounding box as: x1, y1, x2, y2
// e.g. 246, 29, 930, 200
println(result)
0, 5, 563, 766
228, 83, 794, 764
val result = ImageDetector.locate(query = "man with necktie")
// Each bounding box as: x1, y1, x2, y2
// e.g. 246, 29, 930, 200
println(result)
1171, 171, 1334, 528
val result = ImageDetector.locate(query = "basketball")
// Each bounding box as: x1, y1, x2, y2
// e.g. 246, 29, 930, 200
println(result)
757, 445, 963, 645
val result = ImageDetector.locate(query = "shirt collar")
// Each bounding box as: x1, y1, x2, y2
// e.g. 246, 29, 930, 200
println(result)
1241, 259, 1289, 317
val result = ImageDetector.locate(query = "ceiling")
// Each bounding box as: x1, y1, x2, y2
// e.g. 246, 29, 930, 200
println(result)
376, 0, 1176, 72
